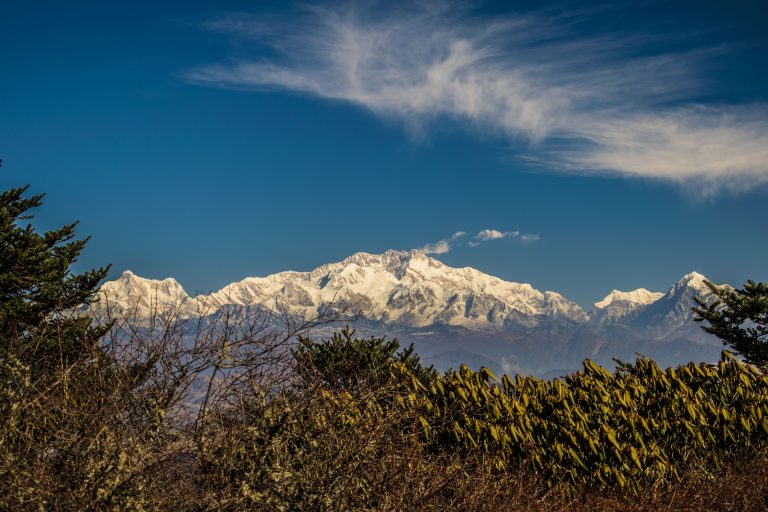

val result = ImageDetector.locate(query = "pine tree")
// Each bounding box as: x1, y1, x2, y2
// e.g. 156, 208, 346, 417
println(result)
693, 280, 768, 367
0, 177, 171, 509
0, 182, 110, 371
294, 326, 436, 392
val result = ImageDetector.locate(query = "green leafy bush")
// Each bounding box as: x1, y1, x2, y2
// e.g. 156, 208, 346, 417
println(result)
293, 326, 436, 392
2, 178, 767, 509
695, 280, 768, 367
395, 352, 768, 493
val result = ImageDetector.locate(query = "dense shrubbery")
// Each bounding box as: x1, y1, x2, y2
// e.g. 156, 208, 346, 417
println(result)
395, 353, 768, 493
189, 332, 768, 510
2, 182, 768, 510
293, 326, 436, 392
0, 185, 152, 509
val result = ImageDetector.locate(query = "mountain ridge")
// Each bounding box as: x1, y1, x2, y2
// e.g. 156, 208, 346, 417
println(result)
95, 250, 720, 335
93, 250, 728, 376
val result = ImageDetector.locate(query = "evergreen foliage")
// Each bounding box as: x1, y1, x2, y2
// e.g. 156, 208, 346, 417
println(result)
394, 352, 768, 494
0, 182, 148, 510
694, 280, 768, 367
294, 326, 436, 392
0, 184, 109, 369
2, 176, 768, 508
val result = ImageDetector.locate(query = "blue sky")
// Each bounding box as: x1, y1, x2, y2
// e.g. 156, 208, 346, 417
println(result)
2, 0, 767, 307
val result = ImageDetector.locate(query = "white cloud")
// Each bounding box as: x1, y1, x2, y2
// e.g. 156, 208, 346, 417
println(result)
420, 231, 466, 254
424, 228, 538, 251
468, 228, 538, 247
475, 229, 510, 242
187, 3, 768, 193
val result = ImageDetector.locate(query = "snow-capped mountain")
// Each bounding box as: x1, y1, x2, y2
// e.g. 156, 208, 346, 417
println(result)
93, 251, 725, 334
94, 250, 586, 329
92, 250, 729, 376
589, 288, 665, 327
627, 272, 718, 340
97, 270, 192, 317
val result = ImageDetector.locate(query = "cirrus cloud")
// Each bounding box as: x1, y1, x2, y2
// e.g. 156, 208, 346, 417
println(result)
187, 2, 768, 194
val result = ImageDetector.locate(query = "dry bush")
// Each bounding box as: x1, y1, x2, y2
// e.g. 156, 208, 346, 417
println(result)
194, 376, 496, 511
0, 334, 168, 510
3, 294, 767, 511
0, 290, 343, 510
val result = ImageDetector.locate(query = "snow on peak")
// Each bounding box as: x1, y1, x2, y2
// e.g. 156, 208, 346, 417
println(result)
95, 252, 587, 329
94, 271, 191, 318
328, 249, 445, 282
671, 271, 712, 294
593, 288, 663, 310
95, 256, 729, 335
678, 272, 709, 290
589, 287, 664, 327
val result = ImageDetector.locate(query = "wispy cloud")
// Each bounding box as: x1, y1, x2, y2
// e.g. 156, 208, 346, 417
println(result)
420, 231, 466, 254
187, 2, 768, 194
468, 228, 537, 247
423, 228, 538, 253
520, 234, 540, 244
476, 229, 516, 242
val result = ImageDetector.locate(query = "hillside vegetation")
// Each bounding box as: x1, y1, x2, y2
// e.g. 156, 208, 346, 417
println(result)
2, 183, 768, 511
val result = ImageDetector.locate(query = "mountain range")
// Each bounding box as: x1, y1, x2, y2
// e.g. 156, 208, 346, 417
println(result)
92, 250, 727, 377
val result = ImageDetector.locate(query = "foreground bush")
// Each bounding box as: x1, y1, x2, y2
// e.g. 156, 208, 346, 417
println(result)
0, 184, 157, 509
195, 330, 768, 510
396, 352, 768, 493
1, 181, 767, 510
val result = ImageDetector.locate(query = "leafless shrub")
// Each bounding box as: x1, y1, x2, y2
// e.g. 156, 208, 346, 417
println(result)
0, 290, 346, 510
4, 291, 768, 511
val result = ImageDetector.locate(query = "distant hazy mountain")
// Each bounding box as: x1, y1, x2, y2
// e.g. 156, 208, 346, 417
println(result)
93, 250, 727, 376
627, 272, 719, 341
589, 288, 664, 327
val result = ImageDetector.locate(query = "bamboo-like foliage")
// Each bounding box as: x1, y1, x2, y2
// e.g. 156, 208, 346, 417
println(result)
394, 352, 768, 493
